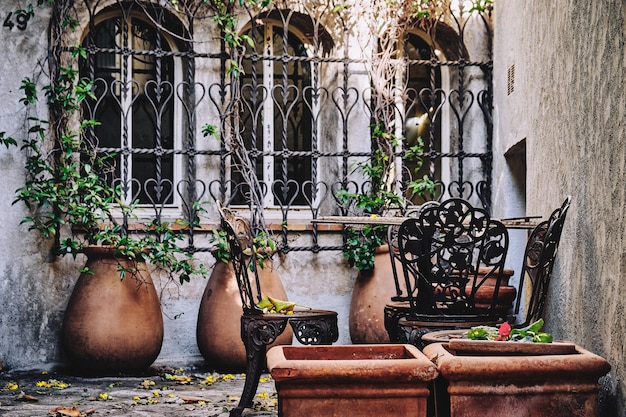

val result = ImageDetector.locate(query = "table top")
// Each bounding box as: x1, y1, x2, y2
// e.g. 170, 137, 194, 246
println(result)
312, 215, 542, 229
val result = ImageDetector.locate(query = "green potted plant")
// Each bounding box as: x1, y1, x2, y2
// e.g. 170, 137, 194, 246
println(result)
198, 104, 275, 371
342, 122, 435, 344
1, 45, 208, 373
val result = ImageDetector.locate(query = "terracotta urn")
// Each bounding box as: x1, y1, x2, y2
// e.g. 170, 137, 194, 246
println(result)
61, 246, 164, 374
423, 341, 611, 417
349, 245, 402, 343
196, 259, 293, 372
466, 267, 516, 313
267, 344, 438, 417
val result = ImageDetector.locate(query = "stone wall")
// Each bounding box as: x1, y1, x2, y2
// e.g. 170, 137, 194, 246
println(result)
493, 1, 626, 414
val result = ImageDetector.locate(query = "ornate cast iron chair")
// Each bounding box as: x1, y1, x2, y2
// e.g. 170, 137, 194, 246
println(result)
218, 204, 339, 417
514, 196, 571, 326
420, 196, 571, 345
387, 198, 510, 349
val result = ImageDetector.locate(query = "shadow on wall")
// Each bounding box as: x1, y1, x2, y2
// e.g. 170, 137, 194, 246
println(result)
598, 374, 620, 417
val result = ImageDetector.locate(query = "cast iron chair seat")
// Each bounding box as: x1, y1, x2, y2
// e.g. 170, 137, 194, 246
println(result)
385, 198, 511, 349
218, 204, 338, 417
420, 196, 571, 346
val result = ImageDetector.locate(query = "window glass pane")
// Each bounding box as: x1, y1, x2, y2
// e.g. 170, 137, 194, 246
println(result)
405, 33, 441, 201
130, 19, 174, 205
81, 15, 175, 205
271, 27, 312, 206
237, 24, 313, 207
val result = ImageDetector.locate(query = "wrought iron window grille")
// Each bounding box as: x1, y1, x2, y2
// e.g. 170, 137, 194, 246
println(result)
59, 0, 494, 255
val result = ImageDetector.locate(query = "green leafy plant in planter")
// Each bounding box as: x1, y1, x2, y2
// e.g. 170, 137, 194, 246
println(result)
2, 54, 208, 284
0, 47, 210, 373
209, 224, 280, 271
202, 122, 281, 270
338, 124, 435, 271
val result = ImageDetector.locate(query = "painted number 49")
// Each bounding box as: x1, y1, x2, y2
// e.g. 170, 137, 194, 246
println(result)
4, 11, 31, 31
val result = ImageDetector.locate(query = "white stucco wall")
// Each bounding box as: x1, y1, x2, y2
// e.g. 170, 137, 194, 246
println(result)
494, 1, 626, 414
0, 4, 74, 369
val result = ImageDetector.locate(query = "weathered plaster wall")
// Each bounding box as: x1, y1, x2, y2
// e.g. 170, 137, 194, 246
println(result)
0, 4, 73, 369
494, 1, 626, 415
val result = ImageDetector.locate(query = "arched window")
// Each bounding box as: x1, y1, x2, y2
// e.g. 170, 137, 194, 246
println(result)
80, 10, 182, 207
237, 19, 315, 207
403, 32, 445, 202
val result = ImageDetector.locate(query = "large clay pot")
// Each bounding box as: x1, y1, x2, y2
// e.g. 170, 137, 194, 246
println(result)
196, 259, 293, 372
466, 268, 516, 313
349, 245, 402, 344
61, 246, 164, 374
267, 344, 438, 417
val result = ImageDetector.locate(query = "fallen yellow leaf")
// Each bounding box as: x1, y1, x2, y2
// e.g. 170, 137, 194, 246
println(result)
179, 395, 210, 404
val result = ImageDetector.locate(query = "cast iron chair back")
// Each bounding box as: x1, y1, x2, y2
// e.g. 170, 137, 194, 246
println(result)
387, 201, 440, 301
514, 196, 571, 326
418, 196, 573, 350
396, 198, 509, 321
218, 203, 265, 314
384, 202, 441, 341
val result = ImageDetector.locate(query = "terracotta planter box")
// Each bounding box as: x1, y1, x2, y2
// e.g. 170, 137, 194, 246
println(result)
423, 341, 611, 417
267, 344, 438, 417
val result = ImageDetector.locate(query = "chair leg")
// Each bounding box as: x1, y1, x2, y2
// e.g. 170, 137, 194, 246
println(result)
229, 343, 265, 417
230, 316, 288, 417
384, 306, 399, 342
397, 321, 432, 350
384, 305, 410, 343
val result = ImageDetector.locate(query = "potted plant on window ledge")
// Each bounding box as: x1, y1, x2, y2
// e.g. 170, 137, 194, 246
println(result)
192, 0, 293, 372
1, 55, 208, 374
340, 122, 436, 344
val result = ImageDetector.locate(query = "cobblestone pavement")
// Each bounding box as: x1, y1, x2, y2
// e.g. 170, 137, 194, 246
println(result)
0, 365, 278, 417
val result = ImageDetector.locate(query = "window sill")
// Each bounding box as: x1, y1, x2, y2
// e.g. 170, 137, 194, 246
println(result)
121, 220, 344, 233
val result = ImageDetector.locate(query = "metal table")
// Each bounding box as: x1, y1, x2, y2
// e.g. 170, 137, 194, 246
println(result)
312, 215, 541, 229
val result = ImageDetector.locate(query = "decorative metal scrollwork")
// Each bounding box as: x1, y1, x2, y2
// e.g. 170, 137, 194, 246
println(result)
289, 316, 339, 345
241, 316, 288, 355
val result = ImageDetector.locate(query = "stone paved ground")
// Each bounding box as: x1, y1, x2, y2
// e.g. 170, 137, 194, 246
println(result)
0, 365, 278, 417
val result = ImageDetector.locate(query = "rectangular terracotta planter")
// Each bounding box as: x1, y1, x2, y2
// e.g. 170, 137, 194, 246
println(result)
422, 341, 611, 417
267, 344, 438, 417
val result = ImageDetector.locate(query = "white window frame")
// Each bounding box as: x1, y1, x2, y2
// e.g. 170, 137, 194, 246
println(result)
84, 11, 184, 219
235, 20, 321, 218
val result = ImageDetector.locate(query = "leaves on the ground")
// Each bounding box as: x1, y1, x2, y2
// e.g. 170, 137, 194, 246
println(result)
3, 382, 18, 391
48, 406, 95, 417
36, 379, 70, 389
17, 391, 38, 402
179, 395, 210, 404
162, 373, 192, 384
49, 406, 82, 416
138, 379, 156, 389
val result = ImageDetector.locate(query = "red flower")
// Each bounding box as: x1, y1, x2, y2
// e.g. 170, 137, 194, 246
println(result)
495, 322, 511, 341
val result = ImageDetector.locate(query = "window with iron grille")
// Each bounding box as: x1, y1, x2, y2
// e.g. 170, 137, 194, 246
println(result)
237, 21, 314, 207
79, 5, 189, 216
66, 0, 493, 254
